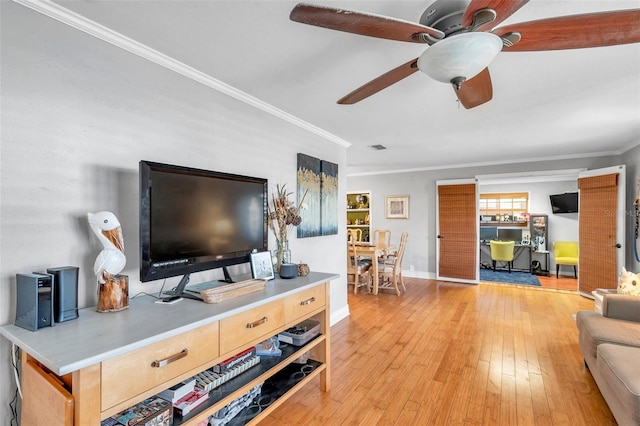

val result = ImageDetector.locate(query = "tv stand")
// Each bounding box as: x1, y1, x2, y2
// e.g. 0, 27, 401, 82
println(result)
1, 272, 336, 425
164, 273, 202, 301
220, 265, 234, 283
165, 266, 251, 301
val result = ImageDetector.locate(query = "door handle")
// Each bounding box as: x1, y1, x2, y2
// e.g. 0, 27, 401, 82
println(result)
437, 235, 443, 239
612, 243, 622, 248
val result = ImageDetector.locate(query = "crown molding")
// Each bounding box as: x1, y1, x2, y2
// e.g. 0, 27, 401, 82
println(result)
13, 0, 351, 149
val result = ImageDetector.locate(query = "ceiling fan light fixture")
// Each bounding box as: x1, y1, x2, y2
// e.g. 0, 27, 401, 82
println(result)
417, 32, 503, 84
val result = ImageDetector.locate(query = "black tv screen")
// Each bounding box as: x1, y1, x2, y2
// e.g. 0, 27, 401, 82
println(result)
549, 192, 578, 214
139, 161, 268, 282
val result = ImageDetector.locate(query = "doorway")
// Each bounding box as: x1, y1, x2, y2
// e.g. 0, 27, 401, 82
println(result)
475, 167, 625, 292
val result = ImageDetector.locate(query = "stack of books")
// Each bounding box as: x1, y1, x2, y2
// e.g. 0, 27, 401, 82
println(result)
157, 378, 196, 405
194, 348, 260, 392
173, 388, 209, 417
101, 396, 172, 425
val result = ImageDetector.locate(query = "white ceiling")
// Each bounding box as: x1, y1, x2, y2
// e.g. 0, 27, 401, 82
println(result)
44, 0, 640, 175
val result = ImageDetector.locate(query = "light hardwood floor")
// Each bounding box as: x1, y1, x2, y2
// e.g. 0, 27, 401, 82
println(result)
260, 278, 614, 425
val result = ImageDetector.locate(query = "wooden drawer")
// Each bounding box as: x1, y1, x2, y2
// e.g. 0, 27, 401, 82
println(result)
101, 321, 219, 410
284, 284, 326, 323
219, 299, 284, 355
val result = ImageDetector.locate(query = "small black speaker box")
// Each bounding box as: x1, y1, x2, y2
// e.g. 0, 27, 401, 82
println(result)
47, 266, 79, 322
15, 273, 54, 331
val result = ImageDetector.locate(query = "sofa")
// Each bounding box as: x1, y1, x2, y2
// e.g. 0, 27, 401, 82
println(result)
576, 294, 640, 426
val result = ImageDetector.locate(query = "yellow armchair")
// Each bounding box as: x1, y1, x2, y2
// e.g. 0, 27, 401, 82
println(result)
490, 240, 515, 273
553, 241, 578, 278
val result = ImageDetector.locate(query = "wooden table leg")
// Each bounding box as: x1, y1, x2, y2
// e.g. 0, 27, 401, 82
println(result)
372, 249, 381, 295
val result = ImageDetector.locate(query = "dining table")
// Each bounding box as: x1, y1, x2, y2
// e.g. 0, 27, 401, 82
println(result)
352, 241, 397, 295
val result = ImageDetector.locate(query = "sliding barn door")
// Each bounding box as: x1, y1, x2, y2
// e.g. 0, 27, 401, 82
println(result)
436, 180, 478, 283
578, 166, 626, 297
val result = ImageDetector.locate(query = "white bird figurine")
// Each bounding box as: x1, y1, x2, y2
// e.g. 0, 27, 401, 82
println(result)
87, 211, 126, 283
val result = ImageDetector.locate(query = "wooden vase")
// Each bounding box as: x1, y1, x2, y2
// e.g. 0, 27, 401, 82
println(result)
97, 274, 129, 312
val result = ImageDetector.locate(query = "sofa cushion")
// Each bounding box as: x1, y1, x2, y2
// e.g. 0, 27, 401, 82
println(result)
597, 343, 640, 425
576, 311, 640, 361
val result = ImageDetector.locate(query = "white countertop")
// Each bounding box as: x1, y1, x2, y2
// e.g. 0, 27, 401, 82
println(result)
0, 272, 338, 375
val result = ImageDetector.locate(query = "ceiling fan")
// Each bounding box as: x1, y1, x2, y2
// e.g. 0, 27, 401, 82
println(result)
289, 0, 640, 108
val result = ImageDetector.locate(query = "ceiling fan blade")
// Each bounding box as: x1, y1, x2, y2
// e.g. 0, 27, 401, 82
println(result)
494, 9, 640, 51
453, 68, 493, 109
461, 0, 529, 32
290, 3, 444, 43
338, 58, 419, 105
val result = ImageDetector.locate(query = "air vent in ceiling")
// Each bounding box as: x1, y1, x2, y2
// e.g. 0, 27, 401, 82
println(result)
369, 144, 387, 150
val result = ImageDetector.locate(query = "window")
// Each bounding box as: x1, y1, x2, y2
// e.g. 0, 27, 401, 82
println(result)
479, 192, 529, 223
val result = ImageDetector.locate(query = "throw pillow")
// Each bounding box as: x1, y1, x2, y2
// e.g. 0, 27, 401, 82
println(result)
617, 267, 640, 295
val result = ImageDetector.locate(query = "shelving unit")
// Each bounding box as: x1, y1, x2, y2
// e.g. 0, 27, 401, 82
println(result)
0, 272, 336, 426
347, 191, 371, 242
175, 336, 324, 425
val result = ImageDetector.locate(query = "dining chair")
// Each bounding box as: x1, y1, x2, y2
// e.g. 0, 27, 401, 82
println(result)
347, 228, 362, 243
373, 229, 391, 248
553, 241, 578, 278
377, 232, 408, 295
490, 240, 515, 272
347, 238, 372, 294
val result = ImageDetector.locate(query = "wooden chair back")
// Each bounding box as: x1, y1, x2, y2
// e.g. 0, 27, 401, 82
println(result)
374, 229, 391, 248
378, 232, 408, 295
347, 228, 363, 243
347, 238, 371, 294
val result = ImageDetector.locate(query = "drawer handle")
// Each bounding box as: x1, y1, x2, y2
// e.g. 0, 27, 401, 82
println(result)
246, 316, 268, 328
300, 297, 316, 306
151, 348, 188, 368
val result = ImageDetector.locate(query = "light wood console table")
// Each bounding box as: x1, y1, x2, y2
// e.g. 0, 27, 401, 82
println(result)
0, 272, 337, 425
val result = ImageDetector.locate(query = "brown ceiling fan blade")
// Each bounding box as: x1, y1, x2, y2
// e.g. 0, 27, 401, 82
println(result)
461, 0, 529, 32
338, 58, 419, 105
453, 68, 493, 109
290, 3, 444, 43
494, 10, 640, 51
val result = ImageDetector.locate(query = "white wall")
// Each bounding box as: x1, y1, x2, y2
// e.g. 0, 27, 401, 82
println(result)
0, 3, 347, 421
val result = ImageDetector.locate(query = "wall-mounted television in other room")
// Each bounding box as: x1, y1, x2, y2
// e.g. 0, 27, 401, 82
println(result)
139, 161, 268, 298
549, 192, 579, 214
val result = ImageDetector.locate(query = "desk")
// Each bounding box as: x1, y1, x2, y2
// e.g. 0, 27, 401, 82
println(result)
480, 242, 550, 275
353, 242, 396, 295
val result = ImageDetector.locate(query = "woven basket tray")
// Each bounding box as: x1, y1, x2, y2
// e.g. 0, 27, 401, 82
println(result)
199, 278, 267, 304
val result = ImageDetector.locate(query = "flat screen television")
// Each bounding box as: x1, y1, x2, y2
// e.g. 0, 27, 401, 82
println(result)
139, 161, 268, 297
549, 192, 578, 214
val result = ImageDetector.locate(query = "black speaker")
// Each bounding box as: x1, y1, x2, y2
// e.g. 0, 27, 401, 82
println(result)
15, 273, 54, 331
47, 266, 79, 322
279, 263, 298, 279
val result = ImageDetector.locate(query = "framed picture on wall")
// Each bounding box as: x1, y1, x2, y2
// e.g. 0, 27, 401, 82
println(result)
385, 195, 409, 219
250, 251, 274, 280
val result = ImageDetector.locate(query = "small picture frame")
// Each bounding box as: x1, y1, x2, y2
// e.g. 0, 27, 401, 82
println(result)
385, 195, 409, 219
250, 251, 275, 280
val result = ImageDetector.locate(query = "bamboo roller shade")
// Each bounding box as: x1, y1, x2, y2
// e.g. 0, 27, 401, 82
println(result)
578, 173, 619, 293
438, 184, 476, 280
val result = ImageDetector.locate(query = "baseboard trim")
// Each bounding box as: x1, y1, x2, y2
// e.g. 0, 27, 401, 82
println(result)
330, 304, 350, 327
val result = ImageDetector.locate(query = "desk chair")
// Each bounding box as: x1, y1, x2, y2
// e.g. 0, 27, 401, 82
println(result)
490, 241, 515, 272
378, 232, 408, 295
347, 238, 372, 294
553, 241, 578, 278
